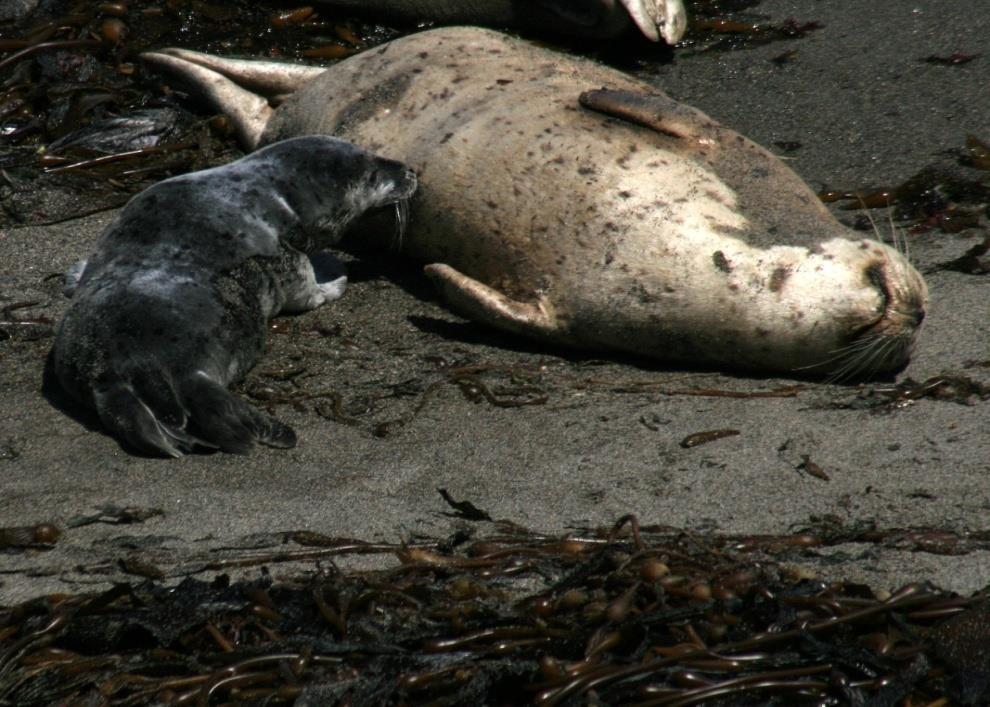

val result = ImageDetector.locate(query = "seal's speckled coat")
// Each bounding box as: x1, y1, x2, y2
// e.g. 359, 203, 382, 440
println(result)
53, 136, 416, 457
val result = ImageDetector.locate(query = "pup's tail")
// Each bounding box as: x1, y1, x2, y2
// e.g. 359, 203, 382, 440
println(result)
93, 373, 296, 457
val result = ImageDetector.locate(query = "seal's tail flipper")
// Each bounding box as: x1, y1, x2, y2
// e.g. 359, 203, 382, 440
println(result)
93, 383, 205, 458
93, 373, 295, 457
424, 263, 564, 342
140, 50, 286, 149
146, 48, 323, 98
179, 374, 297, 454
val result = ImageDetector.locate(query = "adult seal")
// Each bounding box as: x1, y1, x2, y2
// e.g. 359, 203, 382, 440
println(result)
311, 0, 687, 43
53, 136, 417, 457
144, 27, 927, 378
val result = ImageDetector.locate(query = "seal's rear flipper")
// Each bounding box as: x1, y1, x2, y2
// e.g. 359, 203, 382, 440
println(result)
145, 48, 323, 98
180, 374, 296, 454
94, 383, 205, 458
94, 372, 295, 457
424, 264, 560, 341
141, 51, 280, 149
578, 88, 711, 144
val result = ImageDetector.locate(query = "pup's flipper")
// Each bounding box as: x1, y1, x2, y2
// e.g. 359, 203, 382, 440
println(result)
93, 382, 204, 458
179, 373, 297, 454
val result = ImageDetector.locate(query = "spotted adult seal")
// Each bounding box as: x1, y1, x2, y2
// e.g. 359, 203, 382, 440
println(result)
144, 27, 927, 377
313, 0, 687, 43
53, 136, 417, 457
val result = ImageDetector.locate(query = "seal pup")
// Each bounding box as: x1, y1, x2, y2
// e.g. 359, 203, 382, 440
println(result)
143, 27, 927, 378
313, 0, 687, 44
53, 136, 417, 457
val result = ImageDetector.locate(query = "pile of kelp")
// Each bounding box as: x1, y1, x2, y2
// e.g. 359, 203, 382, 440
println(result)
2, 516, 987, 706
0, 0, 411, 227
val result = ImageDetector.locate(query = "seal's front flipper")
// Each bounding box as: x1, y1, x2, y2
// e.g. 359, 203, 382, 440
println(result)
141, 51, 274, 149
424, 264, 560, 341
63, 260, 87, 297
278, 250, 347, 314
578, 88, 711, 144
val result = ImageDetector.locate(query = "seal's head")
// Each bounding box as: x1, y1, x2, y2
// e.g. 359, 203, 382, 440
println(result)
234, 136, 418, 253
796, 237, 927, 379
583, 231, 927, 379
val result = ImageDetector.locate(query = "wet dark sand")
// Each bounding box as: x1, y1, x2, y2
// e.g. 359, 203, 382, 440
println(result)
2, 0, 989, 603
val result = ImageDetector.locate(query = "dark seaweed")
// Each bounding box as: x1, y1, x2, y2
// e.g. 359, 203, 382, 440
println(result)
0, 517, 981, 705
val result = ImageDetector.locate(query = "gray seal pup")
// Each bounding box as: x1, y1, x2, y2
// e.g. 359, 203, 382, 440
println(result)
143, 27, 927, 378
53, 136, 417, 457
313, 0, 687, 43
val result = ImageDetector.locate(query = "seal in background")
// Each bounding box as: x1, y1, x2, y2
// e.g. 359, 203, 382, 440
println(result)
311, 0, 687, 43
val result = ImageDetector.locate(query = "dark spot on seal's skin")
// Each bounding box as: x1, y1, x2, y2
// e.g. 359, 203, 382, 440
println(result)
618, 190, 633, 199
769, 267, 790, 292
705, 189, 726, 205
333, 73, 411, 132
440, 132, 453, 144
712, 251, 732, 273
577, 166, 596, 176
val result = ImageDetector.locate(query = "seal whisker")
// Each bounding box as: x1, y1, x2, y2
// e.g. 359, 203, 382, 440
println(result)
887, 207, 902, 256
852, 335, 902, 382
887, 207, 911, 263
856, 193, 885, 245
824, 347, 871, 384
813, 332, 892, 384
822, 349, 864, 384
393, 198, 409, 251
852, 337, 890, 380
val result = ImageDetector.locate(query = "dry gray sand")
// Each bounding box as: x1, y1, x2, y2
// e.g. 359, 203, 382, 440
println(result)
2, 0, 989, 604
